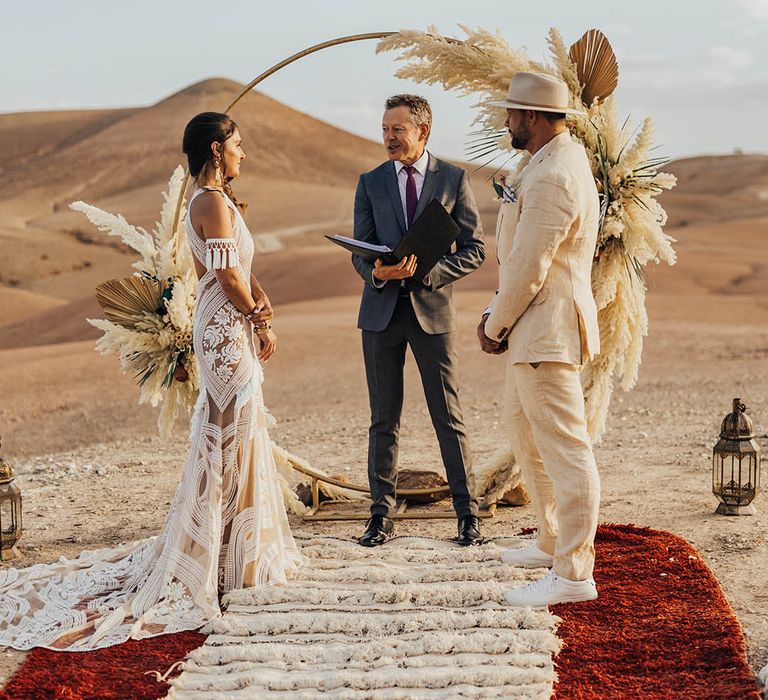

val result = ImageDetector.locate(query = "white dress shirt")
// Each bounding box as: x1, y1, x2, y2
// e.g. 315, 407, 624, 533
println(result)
372, 150, 430, 289
394, 149, 429, 228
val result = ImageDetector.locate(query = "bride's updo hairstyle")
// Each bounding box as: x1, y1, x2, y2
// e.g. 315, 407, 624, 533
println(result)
182, 111, 246, 212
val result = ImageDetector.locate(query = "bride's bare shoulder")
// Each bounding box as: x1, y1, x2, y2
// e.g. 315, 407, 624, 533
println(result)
190, 188, 227, 215
190, 189, 232, 239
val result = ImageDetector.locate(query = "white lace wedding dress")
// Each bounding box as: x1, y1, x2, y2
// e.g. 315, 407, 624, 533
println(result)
0, 187, 304, 651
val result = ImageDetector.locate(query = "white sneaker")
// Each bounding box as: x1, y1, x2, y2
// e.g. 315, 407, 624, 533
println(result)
504, 570, 598, 607
500, 543, 554, 568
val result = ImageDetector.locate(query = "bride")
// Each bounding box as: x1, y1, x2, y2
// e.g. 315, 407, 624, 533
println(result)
0, 112, 304, 651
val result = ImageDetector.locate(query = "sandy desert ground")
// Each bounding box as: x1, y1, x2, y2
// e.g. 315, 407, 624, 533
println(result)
1, 79, 767, 689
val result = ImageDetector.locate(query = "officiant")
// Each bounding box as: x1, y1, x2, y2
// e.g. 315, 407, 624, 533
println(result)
350, 93, 485, 547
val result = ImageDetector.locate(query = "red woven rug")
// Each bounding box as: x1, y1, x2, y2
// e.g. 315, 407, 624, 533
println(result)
0, 631, 204, 700
1, 525, 760, 699
554, 524, 760, 699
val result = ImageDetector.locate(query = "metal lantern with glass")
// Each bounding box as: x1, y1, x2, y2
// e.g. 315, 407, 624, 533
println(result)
0, 437, 22, 560
712, 398, 762, 516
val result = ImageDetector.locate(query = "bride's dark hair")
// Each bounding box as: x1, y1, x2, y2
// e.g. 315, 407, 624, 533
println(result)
182, 112, 247, 212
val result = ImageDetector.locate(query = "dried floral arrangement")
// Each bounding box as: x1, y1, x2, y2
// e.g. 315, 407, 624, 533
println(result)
72, 167, 198, 437
378, 26, 677, 441
72, 168, 359, 512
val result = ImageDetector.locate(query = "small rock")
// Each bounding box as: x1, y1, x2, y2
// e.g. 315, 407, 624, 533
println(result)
295, 474, 350, 506
500, 484, 531, 507
396, 469, 449, 504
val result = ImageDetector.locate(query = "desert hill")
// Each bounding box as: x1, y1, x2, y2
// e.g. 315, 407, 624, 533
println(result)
0, 108, 139, 178
0, 78, 383, 207
0, 78, 386, 305
662, 154, 768, 226
0, 79, 767, 352
644, 155, 768, 310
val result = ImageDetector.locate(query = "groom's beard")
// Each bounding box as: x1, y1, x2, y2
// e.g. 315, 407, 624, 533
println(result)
510, 122, 531, 151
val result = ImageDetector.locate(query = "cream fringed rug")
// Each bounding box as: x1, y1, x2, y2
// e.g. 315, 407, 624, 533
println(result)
165, 536, 560, 699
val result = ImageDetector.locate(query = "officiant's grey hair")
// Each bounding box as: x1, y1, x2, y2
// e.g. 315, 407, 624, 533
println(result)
385, 94, 432, 133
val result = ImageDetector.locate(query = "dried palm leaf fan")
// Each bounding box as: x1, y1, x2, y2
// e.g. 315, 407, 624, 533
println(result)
95, 276, 167, 330
569, 29, 618, 105
464, 29, 618, 171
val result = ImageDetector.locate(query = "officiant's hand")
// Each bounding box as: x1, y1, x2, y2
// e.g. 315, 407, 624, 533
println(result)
373, 255, 418, 281
477, 314, 508, 354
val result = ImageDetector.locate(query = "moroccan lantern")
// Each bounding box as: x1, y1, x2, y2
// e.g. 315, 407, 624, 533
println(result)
0, 436, 22, 560
712, 399, 761, 516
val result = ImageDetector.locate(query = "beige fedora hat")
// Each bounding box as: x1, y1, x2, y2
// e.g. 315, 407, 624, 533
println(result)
489, 71, 586, 116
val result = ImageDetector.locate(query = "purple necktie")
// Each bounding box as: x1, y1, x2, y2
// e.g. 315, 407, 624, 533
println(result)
404, 165, 417, 229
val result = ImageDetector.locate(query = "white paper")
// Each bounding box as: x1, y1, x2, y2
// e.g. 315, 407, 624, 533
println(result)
330, 235, 392, 254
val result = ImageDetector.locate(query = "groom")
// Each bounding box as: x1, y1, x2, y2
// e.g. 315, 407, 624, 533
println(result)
478, 72, 601, 605
351, 94, 485, 547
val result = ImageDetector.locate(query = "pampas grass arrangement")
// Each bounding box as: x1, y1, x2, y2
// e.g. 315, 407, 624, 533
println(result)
379, 26, 677, 441
72, 166, 199, 437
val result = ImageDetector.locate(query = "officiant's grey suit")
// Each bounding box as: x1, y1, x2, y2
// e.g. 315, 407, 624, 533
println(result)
352, 152, 485, 517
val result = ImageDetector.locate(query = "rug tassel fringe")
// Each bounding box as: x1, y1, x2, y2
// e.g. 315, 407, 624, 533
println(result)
145, 660, 185, 683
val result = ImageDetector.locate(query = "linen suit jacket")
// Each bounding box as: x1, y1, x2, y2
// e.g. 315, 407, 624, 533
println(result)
352, 153, 485, 334
485, 132, 600, 365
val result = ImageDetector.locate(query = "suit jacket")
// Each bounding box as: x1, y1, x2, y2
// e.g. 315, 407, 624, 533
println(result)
352, 153, 485, 334
485, 132, 600, 364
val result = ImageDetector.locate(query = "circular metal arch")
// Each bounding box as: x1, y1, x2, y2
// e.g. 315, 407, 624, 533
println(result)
169, 31, 481, 507
172, 32, 396, 252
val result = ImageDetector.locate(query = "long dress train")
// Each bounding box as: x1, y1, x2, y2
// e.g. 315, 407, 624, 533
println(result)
0, 187, 303, 651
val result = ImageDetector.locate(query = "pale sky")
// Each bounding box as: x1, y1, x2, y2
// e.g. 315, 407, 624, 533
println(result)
3, 0, 767, 160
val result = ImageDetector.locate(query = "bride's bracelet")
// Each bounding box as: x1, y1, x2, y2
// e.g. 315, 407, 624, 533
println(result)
253, 322, 271, 333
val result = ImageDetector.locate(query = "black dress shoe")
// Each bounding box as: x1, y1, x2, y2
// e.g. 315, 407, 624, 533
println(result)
457, 515, 483, 546
359, 514, 394, 547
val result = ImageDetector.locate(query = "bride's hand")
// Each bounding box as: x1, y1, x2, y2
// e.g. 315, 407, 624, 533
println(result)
256, 327, 277, 362
251, 285, 273, 325
253, 307, 273, 325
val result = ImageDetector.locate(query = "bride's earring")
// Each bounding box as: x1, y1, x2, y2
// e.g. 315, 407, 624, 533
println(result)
214, 158, 222, 185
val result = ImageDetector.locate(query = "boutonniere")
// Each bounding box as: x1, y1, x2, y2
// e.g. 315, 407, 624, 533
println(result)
492, 174, 518, 203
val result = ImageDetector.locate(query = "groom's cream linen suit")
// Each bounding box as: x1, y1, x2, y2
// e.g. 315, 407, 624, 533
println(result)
486, 131, 601, 581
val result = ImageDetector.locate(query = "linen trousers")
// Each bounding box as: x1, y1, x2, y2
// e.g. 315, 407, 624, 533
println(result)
504, 361, 600, 580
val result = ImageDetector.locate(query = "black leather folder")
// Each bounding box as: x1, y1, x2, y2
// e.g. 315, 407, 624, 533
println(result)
326, 198, 461, 279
